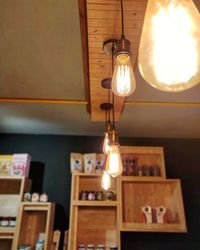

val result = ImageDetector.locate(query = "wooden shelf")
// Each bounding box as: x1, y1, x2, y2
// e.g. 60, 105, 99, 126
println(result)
120, 176, 165, 181
73, 200, 118, 207
21, 202, 53, 211
73, 173, 102, 177
0, 227, 15, 234
121, 222, 187, 233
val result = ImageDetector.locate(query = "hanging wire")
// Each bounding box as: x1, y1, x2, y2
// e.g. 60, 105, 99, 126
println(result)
120, 0, 125, 37
111, 42, 116, 130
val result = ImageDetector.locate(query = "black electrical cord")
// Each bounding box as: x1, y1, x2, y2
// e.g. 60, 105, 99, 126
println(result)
121, 0, 125, 38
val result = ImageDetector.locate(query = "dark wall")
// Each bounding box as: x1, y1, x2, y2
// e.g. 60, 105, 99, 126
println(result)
0, 134, 200, 249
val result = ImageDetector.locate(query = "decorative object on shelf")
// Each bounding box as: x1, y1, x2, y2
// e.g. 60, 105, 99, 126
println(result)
78, 244, 86, 250
88, 191, 96, 201
0, 216, 10, 227
101, 171, 111, 191
19, 245, 31, 250
31, 192, 40, 202
138, 0, 200, 92
141, 205, 152, 223
35, 239, 45, 250
84, 153, 96, 173
105, 191, 115, 201
111, 0, 136, 97
97, 244, 105, 250
80, 190, 88, 201
9, 217, 16, 227
0, 155, 13, 175
86, 244, 95, 250
23, 192, 31, 202
11, 154, 31, 177
156, 206, 167, 224
96, 154, 106, 174
122, 156, 138, 176
70, 153, 83, 173
40, 193, 48, 203
96, 191, 104, 201
110, 246, 118, 250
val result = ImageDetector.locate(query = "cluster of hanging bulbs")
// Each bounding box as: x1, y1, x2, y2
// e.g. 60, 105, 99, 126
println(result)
101, 0, 200, 190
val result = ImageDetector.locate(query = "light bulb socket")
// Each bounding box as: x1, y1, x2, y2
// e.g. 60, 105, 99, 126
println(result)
114, 36, 132, 58
101, 78, 112, 89
109, 129, 119, 145
100, 102, 113, 111
103, 38, 118, 55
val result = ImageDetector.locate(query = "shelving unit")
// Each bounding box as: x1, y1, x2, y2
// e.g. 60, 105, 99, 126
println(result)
68, 146, 187, 249
120, 178, 186, 232
120, 146, 166, 178
68, 173, 120, 250
0, 176, 31, 250
13, 202, 55, 250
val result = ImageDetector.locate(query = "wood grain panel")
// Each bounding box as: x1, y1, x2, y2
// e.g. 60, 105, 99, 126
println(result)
79, 0, 147, 121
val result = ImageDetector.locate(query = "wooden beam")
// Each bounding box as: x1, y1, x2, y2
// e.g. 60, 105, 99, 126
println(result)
79, 0, 91, 112
0, 98, 88, 105
0, 98, 199, 108
125, 101, 200, 107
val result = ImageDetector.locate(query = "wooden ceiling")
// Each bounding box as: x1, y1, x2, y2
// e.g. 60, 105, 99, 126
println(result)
79, 0, 147, 121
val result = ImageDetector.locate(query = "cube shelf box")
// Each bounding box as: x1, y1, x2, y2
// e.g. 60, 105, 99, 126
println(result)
68, 173, 121, 250
0, 176, 31, 250
13, 202, 55, 250
120, 146, 166, 178
120, 178, 187, 232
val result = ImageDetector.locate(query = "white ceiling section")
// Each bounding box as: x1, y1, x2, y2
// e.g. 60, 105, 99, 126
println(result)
0, 0, 200, 138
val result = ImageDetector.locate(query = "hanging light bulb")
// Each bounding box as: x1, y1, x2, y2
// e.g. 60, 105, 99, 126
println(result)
103, 132, 111, 154
101, 171, 111, 191
105, 142, 123, 178
112, 51, 136, 97
111, 0, 136, 97
138, 0, 200, 92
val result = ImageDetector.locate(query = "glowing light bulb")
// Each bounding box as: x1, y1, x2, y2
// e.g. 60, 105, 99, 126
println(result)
138, 0, 200, 92
105, 144, 123, 177
101, 171, 111, 191
112, 54, 136, 97
103, 132, 110, 154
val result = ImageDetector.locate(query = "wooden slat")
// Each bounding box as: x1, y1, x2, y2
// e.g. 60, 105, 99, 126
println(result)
79, 0, 147, 121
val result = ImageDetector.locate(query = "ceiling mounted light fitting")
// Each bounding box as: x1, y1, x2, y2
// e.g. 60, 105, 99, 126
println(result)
111, 0, 136, 97
138, 0, 200, 92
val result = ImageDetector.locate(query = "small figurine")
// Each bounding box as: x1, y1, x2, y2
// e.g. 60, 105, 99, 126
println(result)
141, 205, 152, 223
155, 206, 167, 224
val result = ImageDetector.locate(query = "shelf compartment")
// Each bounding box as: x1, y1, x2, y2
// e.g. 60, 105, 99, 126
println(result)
121, 179, 187, 233
13, 203, 55, 250
120, 146, 166, 178
0, 239, 13, 250
73, 200, 118, 207
77, 207, 118, 248
0, 195, 21, 217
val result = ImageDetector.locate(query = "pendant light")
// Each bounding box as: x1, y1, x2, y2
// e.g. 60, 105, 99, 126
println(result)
101, 170, 111, 191
101, 78, 113, 155
105, 93, 123, 178
138, 0, 200, 92
111, 0, 136, 97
